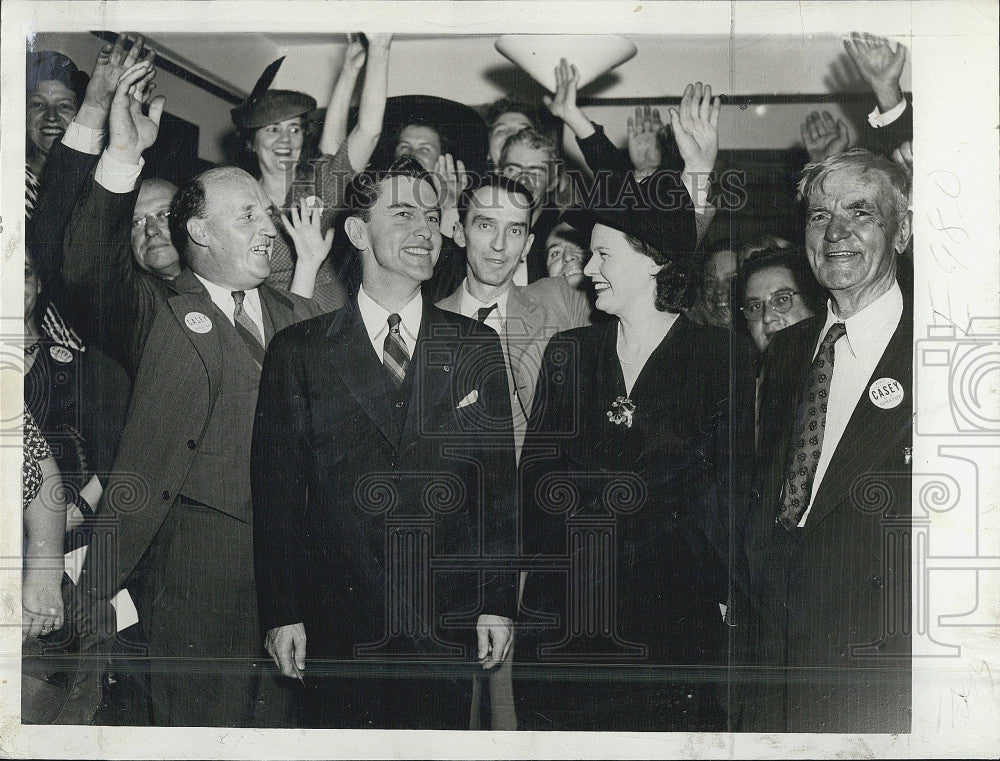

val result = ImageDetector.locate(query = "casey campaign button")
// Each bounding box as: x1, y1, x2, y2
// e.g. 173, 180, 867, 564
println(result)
184, 312, 213, 334
869, 377, 904, 409
49, 345, 73, 363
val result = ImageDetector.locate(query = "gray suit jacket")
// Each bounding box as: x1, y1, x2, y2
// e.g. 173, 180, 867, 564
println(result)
437, 277, 592, 455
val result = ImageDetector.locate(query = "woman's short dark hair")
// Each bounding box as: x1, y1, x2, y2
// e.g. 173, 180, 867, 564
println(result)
622, 233, 696, 313
457, 174, 534, 224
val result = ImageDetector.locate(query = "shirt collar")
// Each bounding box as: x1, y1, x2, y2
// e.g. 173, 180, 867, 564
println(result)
822, 280, 903, 359
357, 284, 423, 344
458, 278, 510, 320
193, 273, 261, 321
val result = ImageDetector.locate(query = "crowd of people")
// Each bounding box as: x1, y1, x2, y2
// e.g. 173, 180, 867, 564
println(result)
21, 31, 913, 732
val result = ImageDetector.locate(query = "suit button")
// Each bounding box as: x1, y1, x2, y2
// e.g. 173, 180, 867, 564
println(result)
162, 491, 170, 500
871, 575, 884, 589
395, 401, 404, 409
187, 439, 197, 449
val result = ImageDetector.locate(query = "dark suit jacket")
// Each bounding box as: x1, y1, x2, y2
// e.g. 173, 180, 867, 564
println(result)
251, 301, 518, 660
437, 276, 592, 455
61, 176, 322, 599
742, 298, 913, 733
520, 315, 755, 660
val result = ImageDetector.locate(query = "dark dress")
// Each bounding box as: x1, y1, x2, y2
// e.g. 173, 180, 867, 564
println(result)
515, 315, 755, 731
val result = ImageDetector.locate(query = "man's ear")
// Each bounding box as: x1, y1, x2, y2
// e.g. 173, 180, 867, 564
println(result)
894, 209, 913, 254
187, 217, 209, 248
345, 215, 370, 253
521, 232, 535, 261
452, 220, 467, 248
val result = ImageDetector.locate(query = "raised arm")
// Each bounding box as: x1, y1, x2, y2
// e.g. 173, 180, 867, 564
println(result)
62, 60, 165, 371
318, 33, 366, 158
668, 82, 720, 215
345, 34, 392, 172
844, 32, 907, 114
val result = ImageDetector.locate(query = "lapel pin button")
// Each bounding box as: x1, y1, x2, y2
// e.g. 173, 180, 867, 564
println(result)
443, 365, 450, 372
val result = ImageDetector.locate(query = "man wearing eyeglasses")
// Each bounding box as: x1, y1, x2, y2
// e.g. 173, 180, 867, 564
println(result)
130, 178, 180, 279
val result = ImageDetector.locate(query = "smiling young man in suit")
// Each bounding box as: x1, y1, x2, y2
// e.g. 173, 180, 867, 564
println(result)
252, 155, 518, 729
437, 175, 592, 459
742, 148, 913, 732
62, 63, 324, 726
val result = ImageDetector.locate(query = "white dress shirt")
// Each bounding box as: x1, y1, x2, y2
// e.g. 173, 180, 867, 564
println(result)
457, 278, 511, 336
798, 281, 903, 526
193, 273, 266, 340
357, 284, 422, 361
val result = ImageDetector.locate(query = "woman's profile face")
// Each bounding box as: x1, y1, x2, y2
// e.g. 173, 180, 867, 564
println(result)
27, 80, 78, 155
743, 265, 815, 352
583, 223, 659, 317
251, 117, 304, 175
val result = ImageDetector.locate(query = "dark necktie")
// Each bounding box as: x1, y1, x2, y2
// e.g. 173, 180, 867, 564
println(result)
776, 321, 847, 530
232, 290, 265, 368
476, 303, 498, 323
383, 313, 409, 389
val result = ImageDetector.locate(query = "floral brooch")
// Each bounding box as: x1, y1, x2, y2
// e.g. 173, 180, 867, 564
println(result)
607, 396, 636, 428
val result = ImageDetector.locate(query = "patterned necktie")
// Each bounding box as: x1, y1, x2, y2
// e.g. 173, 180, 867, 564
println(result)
476, 303, 498, 323
383, 313, 409, 389
776, 321, 847, 530
232, 290, 265, 368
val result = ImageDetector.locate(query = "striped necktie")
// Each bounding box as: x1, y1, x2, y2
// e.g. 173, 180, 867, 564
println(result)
776, 321, 847, 530
383, 313, 409, 389
232, 290, 265, 368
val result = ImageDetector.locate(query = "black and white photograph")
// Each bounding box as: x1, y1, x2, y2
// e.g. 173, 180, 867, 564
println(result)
1, 1, 998, 757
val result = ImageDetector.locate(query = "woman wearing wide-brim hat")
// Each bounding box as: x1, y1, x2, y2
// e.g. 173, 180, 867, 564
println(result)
231, 35, 391, 312
515, 170, 756, 731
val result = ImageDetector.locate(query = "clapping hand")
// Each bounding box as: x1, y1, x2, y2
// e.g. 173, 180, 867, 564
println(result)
108, 60, 165, 165
627, 105, 664, 174
801, 110, 851, 163
668, 82, 721, 176
84, 33, 155, 113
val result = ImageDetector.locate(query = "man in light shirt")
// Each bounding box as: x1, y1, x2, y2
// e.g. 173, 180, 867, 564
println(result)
64, 62, 321, 726
742, 149, 913, 733
437, 175, 592, 460
252, 155, 518, 729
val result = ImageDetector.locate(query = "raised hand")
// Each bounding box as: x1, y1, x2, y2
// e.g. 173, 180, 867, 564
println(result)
891, 140, 913, 176
800, 110, 851, 163
668, 81, 721, 176
284, 198, 334, 269
543, 58, 593, 139
431, 153, 469, 212
366, 33, 393, 50
84, 33, 155, 113
342, 33, 367, 74
843, 32, 907, 111
108, 60, 165, 165
627, 105, 664, 173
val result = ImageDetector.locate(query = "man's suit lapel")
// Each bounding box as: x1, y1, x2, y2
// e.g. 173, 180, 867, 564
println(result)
802, 307, 913, 535
325, 301, 402, 450
400, 304, 457, 446
260, 284, 306, 343
165, 270, 223, 403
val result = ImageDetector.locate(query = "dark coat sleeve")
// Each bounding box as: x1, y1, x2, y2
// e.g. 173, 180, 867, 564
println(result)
27, 140, 101, 293
857, 97, 912, 157
62, 174, 157, 375
575, 122, 632, 179
251, 324, 313, 632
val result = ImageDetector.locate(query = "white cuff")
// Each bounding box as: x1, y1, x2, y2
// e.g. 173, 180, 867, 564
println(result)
63, 118, 106, 155
867, 99, 907, 128
95, 150, 144, 194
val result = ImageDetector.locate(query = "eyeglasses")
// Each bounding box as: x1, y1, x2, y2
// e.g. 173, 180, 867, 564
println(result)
131, 210, 171, 230
740, 291, 801, 320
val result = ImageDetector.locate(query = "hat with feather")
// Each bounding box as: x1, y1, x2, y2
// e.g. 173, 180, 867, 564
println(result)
230, 57, 317, 130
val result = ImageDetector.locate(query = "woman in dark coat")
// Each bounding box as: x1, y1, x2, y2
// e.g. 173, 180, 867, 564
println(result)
515, 176, 755, 731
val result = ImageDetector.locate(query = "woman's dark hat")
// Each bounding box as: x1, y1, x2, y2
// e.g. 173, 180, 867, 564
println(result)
26, 50, 89, 102
365, 94, 489, 174
231, 57, 317, 130
561, 169, 697, 260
